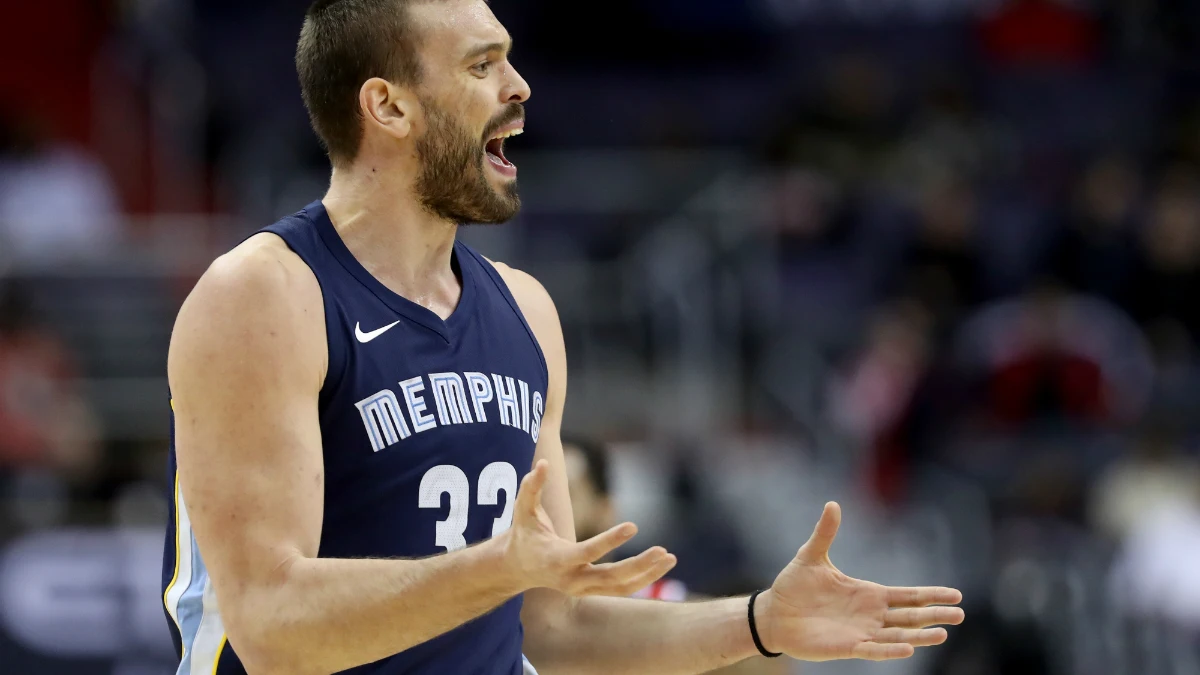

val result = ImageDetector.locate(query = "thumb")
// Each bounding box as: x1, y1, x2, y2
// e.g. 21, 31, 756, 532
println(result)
797, 501, 841, 564
514, 459, 549, 520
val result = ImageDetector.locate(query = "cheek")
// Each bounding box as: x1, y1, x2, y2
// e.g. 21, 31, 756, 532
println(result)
464, 89, 500, 128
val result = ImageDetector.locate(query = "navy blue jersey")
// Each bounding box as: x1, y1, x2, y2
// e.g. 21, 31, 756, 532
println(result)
162, 201, 547, 675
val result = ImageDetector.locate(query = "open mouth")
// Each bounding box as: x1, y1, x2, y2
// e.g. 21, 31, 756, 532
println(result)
485, 126, 522, 175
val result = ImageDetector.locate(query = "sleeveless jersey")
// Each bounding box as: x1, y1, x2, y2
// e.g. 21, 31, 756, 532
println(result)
162, 201, 548, 675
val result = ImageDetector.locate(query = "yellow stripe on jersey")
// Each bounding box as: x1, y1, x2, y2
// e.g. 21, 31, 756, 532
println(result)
164, 470, 184, 656
211, 634, 228, 675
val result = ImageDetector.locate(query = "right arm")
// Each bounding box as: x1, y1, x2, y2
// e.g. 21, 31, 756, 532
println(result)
169, 236, 666, 675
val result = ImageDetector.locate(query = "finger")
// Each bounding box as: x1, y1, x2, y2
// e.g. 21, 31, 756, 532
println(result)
514, 460, 549, 518
885, 586, 963, 608
796, 501, 841, 564
872, 627, 948, 647
571, 522, 639, 564
568, 547, 670, 595
850, 642, 915, 661
589, 551, 679, 597
885, 606, 965, 628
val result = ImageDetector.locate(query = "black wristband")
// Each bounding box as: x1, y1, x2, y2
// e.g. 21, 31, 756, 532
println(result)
748, 590, 782, 658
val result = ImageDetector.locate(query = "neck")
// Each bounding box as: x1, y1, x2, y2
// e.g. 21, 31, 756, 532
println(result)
322, 162, 462, 315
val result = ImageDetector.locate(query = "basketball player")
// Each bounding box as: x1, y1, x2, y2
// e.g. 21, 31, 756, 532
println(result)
162, 1, 965, 674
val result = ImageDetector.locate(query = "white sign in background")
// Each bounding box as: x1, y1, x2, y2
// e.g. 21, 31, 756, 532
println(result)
0, 528, 176, 659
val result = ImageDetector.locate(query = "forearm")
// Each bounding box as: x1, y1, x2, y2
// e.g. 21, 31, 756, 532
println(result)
231, 538, 523, 674
523, 591, 759, 675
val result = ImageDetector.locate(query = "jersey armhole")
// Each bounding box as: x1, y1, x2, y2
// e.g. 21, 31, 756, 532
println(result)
457, 243, 551, 388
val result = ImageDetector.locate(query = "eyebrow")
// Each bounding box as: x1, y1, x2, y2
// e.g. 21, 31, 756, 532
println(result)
464, 40, 512, 62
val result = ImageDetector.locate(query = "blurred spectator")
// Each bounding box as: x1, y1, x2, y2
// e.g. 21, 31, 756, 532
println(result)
564, 435, 689, 598
887, 76, 1014, 191
830, 297, 947, 504
829, 298, 935, 503
1141, 321, 1200, 434
0, 109, 122, 266
898, 174, 987, 323
1109, 481, 1200, 631
759, 53, 905, 297
563, 434, 617, 543
1126, 165, 1200, 340
562, 435, 788, 675
764, 53, 901, 187
831, 299, 933, 446
978, 0, 1100, 69
985, 289, 1108, 426
0, 279, 100, 481
1042, 153, 1142, 305
1090, 425, 1200, 543
954, 287, 1154, 428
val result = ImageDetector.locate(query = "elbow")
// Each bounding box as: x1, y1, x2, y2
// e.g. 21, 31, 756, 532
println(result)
232, 646, 287, 675
221, 591, 318, 675
222, 612, 296, 675
220, 556, 321, 674
225, 618, 322, 675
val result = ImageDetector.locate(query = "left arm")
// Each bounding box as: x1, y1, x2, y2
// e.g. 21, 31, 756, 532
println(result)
495, 264, 964, 675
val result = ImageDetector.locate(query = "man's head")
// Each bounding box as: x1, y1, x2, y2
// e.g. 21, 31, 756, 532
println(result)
562, 436, 616, 542
296, 0, 530, 224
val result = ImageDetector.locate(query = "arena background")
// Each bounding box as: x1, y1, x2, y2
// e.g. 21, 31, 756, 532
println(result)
3, 0, 1200, 673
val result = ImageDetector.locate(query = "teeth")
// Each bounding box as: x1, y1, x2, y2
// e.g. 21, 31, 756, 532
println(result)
491, 128, 524, 140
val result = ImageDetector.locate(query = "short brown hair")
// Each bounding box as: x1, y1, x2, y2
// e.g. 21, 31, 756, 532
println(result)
296, 0, 428, 165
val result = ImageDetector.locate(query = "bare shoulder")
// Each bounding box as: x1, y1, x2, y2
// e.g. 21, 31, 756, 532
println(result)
169, 233, 326, 390
203, 232, 318, 301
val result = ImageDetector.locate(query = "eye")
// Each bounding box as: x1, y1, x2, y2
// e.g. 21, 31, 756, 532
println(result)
471, 60, 493, 76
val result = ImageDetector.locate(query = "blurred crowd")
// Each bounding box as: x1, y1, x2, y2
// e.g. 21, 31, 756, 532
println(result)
4, 0, 1200, 673
745, 2, 1200, 668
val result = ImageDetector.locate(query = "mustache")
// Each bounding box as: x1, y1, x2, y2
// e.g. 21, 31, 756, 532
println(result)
482, 103, 526, 141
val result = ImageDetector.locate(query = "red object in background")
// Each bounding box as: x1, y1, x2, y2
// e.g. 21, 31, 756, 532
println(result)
0, 1, 112, 144
989, 350, 1108, 425
0, 2, 184, 216
869, 426, 911, 506
0, 331, 76, 466
979, 0, 1099, 68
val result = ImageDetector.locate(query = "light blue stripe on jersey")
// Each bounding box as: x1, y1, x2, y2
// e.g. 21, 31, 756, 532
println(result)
175, 533, 208, 674
175, 533, 228, 675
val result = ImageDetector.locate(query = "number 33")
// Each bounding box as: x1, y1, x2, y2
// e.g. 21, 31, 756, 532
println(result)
418, 462, 518, 552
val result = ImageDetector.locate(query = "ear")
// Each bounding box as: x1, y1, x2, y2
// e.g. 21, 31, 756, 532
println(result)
359, 77, 413, 141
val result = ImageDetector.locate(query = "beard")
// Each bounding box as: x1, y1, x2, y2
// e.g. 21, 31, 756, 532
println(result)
414, 97, 522, 225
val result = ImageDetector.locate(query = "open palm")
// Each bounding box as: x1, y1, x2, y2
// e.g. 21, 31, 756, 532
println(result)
756, 503, 965, 662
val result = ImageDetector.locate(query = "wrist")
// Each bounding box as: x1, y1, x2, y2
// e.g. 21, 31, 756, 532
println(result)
751, 589, 781, 656
711, 595, 767, 663
481, 530, 533, 595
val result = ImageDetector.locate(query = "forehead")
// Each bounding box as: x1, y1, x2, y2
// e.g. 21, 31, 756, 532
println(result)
410, 0, 508, 63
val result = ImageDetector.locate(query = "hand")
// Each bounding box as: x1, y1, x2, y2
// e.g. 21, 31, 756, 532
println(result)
755, 502, 964, 661
499, 459, 677, 596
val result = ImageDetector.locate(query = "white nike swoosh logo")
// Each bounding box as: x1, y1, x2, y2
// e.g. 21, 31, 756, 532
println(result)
355, 321, 401, 343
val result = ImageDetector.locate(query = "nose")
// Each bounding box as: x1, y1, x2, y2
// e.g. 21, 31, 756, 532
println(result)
503, 64, 531, 104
